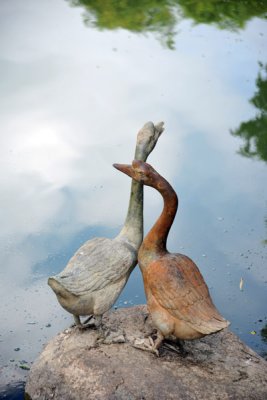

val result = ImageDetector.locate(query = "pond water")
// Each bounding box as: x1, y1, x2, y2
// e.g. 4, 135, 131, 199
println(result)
0, 0, 267, 398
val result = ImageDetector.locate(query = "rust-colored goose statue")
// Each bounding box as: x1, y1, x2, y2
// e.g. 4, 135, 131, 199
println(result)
114, 160, 230, 354
48, 122, 164, 329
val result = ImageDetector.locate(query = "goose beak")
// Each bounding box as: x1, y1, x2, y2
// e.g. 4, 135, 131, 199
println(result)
113, 163, 133, 178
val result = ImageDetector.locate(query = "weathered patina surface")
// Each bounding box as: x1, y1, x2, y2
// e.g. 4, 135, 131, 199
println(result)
48, 122, 164, 328
114, 161, 229, 354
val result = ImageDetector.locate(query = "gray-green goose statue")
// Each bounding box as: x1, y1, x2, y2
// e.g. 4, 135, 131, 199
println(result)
48, 121, 164, 328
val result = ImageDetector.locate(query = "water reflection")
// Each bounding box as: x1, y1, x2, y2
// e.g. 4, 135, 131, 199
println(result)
0, 0, 267, 397
231, 62, 267, 162
68, 0, 267, 48
261, 324, 267, 343
68, 0, 179, 48
177, 0, 267, 30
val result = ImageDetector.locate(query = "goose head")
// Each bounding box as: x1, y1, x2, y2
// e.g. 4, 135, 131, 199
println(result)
114, 160, 160, 188
135, 121, 164, 160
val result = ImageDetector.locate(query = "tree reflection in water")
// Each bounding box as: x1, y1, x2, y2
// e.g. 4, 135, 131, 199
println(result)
67, 0, 267, 48
260, 323, 267, 360
231, 63, 267, 163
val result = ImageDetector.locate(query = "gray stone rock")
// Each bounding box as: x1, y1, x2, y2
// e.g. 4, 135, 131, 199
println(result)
25, 305, 267, 400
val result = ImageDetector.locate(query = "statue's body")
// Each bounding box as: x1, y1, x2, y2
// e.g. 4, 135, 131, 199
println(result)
48, 122, 164, 328
49, 237, 136, 322
114, 160, 230, 354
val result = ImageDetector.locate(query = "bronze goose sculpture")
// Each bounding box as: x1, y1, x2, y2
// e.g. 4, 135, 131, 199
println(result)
48, 122, 164, 328
114, 160, 230, 354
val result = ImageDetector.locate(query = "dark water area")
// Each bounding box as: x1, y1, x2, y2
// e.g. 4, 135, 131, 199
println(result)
0, 0, 267, 398
0, 383, 25, 400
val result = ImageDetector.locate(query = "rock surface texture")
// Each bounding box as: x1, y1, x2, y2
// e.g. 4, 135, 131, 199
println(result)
26, 305, 267, 400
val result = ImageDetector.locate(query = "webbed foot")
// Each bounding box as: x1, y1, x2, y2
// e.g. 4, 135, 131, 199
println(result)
73, 315, 103, 331
133, 336, 159, 356
163, 338, 188, 357
133, 331, 164, 357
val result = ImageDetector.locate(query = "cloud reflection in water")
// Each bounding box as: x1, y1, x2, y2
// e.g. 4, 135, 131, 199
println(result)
0, 0, 266, 388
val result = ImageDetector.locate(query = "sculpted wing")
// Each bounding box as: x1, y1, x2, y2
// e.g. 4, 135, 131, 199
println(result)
51, 238, 136, 295
147, 254, 229, 334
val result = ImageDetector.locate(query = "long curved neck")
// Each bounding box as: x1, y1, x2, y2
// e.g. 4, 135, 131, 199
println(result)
142, 175, 178, 254
117, 146, 149, 249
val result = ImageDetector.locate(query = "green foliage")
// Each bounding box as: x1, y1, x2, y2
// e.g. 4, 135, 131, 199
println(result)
231, 63, 267, 163
68, 0, 178, 48
71, 0, 175, 32
178, 0, 267, 30
67, 0, 267, 48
